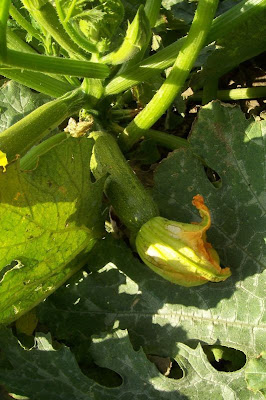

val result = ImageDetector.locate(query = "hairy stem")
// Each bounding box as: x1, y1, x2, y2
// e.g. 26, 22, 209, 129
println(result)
192, 86, 266, 101
120, 0, 219, 150
144, 129, 189, 150
0, 0, 11, 62
105, 0, 266, 96
0, 89, 88, 162
144, 0, 162, 27
4, 49, 110, 78
20, 132, 67, 170
0, 67, 75, 97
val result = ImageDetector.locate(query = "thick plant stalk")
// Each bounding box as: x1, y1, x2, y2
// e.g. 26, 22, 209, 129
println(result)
114, 0, 161, 74
144, 0, 162, 27
0, 0, 11, 62
111, 122, 189, 151
7, 27, 37, 54
192, 86, 266, 101
0, 89, 88, 163
90, 131, 159, 237
120, 0, 219, 150
105, 0, 266, 96
102, 6, 150, 65
20, 132, 67, 170
0, 67, 75, 97
5, 28, 78, 97
4, 49, 110, 78
144, 129, 189, 150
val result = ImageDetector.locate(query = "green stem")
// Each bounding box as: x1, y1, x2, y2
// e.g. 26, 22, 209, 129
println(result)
90, 131, 159, 237
115, 1, 161, 74
0, 0, 11, 62
0, 67, 75, 97
20, 132, 67, 170
111, 109, 139, 120
5, 29, 78, 96
20, 0, 87, 59
111, 121, 189, 151
4, 49, 110, 78
0, 88, 88, 162
105, 0, 266, 96
102, 6, 150, 66
65, 0, 77, 22
144, 129, 189, 150
120, 0, 219, 150
9, 4, 43, 42
191, 86, 266, 101
54, 0, 98, 54
7, 27, 37, 54
7, 27, 76, 83
144, 0, 162, 27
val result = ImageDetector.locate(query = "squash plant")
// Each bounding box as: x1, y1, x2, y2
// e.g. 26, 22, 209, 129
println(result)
0, 0, 265, 398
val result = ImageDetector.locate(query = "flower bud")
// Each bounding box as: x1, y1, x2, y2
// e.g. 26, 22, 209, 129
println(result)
135, 195, 231, 287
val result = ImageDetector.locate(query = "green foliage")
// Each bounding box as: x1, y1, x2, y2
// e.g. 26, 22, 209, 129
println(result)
36, 102, 265, 398
0, 137, 104, 324
245, 352, 266, 395
192, 8, 266, 90
1, 327, 264, 399
67, 0, 125, 53
0, 0, 265, 398
0, 81, 50, 132
162, 0, 196, 29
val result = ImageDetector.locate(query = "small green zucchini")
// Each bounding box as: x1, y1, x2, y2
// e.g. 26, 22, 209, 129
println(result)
90, 130, 159, 237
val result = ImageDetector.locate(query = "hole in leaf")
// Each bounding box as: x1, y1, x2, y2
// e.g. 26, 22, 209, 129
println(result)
147, 355, 183, 379
0, 260, 24, 282
80, 363, 123, 388
203, 345, 246, 372
204, 166, 222, 188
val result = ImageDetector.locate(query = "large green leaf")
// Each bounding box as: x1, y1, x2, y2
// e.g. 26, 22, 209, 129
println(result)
0, 327, 262, 399
0, 81, 50, 132
37, 101, 265, 398
0, 136, 104, 324
245, 351, 266, 396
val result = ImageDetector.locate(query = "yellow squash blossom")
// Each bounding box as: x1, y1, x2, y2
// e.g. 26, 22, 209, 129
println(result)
136, 195, 231, 287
